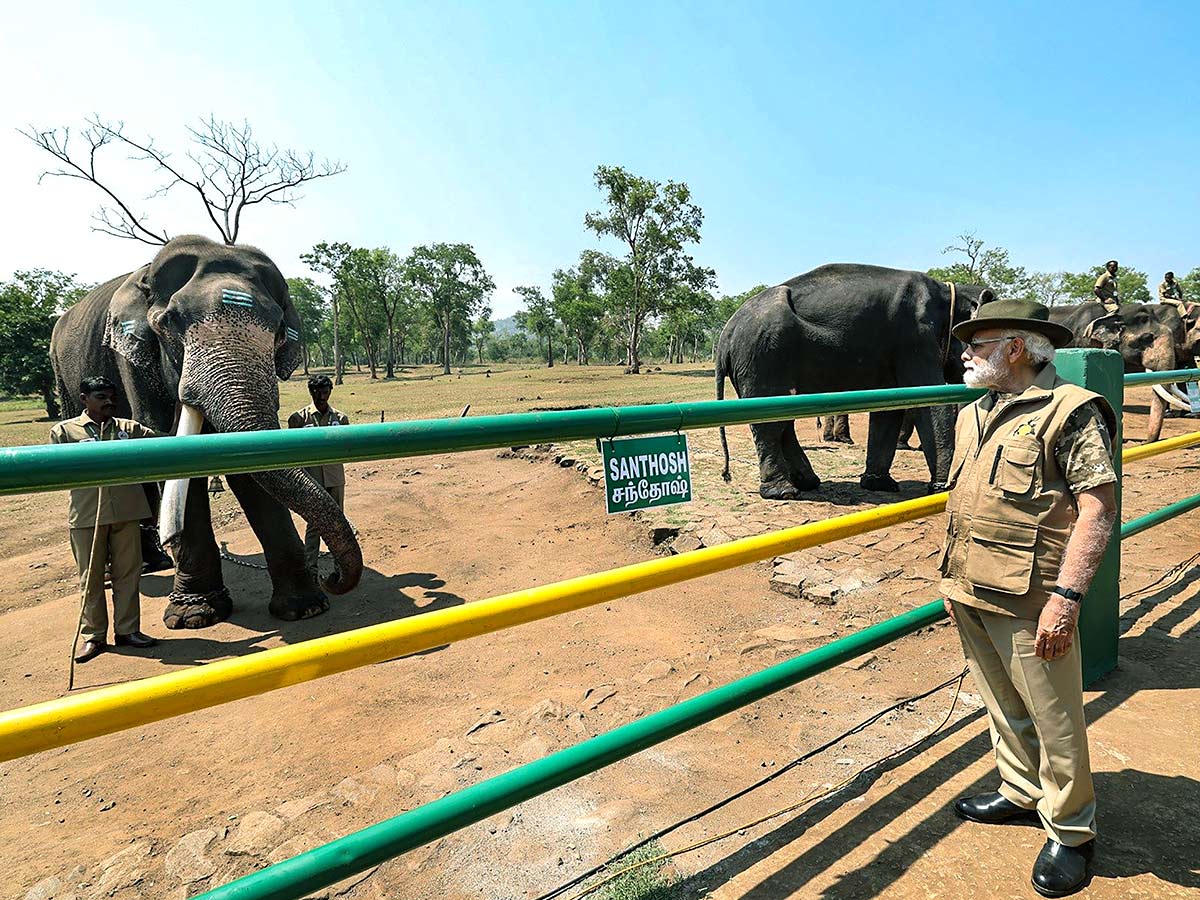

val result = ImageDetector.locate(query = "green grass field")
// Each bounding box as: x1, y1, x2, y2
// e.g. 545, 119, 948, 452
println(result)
0, 362, 719, 448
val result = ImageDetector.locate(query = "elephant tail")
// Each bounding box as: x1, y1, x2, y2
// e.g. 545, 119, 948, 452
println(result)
716, 347, 732, 482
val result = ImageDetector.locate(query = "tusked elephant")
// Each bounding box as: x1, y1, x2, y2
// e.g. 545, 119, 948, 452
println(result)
51, 235, 364, 628
1049, 301, 1185, 442
716, 264, 993, 499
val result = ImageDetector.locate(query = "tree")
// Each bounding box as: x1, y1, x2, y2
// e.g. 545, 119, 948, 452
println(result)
338, 248, 392, 379
552, 262, 606, 364
0, 270, 89, 417
472, 312, 495, 364
405, 243, 495, 375
1060, 265, 1151, 304
514, 285, 557, 367
584, 165, 715, 372
285, 277, 327, 375
21, 116, 345, 246
301, 241, 351, 384
928, 231, 1032, 299
1177, 267, 1200, 305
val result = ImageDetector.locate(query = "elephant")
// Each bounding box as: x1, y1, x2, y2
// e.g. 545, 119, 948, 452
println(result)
51, 235, 364, 628
1049, 301, 1183, 442
715, 264, 993, 499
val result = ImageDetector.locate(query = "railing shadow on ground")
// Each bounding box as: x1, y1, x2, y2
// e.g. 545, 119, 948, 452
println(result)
133, 563, 466, 667
669, 570, 1200, 900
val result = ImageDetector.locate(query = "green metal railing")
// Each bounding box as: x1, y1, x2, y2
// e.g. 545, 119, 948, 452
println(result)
4, 367, 1198, 496
196, 494, 1200, 900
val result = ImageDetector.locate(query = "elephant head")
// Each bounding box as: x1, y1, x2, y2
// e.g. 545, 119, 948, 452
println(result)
106, 234, 362, 595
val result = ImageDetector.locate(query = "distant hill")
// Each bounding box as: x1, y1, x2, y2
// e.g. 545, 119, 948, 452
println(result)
492, 315, 521, 336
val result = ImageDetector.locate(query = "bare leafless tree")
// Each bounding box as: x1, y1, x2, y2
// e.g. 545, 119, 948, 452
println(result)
20, 115, 346, 245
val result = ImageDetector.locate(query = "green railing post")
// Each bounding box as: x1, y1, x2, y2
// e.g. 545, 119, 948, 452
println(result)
1054, 349, 1122, 684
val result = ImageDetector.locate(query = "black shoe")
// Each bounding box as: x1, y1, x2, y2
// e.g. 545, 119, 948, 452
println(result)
953, 792, 1039, 825
114, 631, 158, 649
74, 639, 106, 663
1032, 838, 1094, 897
142, 552, 174, 575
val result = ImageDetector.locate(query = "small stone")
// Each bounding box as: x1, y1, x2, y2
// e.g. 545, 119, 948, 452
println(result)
275, 794, 330, 821
738, 640, 771, 656
93, 840, 152, 894
835, 758, 857, 766
331, 778, 378, 806
804, 584, 840, 605
558, 457, 576, 468
24, 875, 61, 900
769, 572, 806, 598
669, 533, 704, 554
832, 575, 864, 595
700, 524, 733, 546
225, 811, 286, 856
165, 828, 219, 884
466, 710, 505, 736
633, 660, 674, 684
839, 653, 877, 670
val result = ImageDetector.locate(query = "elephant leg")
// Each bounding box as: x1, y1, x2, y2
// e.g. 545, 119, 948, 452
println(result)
751, 421, 803, 500
781, 420, 821, 492
897, 411, 918, 449
861, 410, 903, 492
831, 413, 853, 444
164, 478, 233, 629
225, 472, 329, 622
821, 415, 835, 442
911, 404, 956, 492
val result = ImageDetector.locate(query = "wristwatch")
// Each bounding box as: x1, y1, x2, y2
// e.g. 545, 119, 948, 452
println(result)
1051, 586, 1084, 602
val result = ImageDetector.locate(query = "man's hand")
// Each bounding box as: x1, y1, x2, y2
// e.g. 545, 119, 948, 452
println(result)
1035, 594, 1081, 660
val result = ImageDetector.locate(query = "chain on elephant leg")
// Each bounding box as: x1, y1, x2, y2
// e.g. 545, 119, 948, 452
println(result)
163, 587, 233, 630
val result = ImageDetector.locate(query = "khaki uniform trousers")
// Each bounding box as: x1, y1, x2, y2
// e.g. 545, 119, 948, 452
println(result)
951, 601, 1097, 847
70, 520, 143, 641
304, 483, 345, 574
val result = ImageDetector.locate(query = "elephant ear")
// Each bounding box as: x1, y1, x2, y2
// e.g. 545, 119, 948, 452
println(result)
105, 265, 160, 369
275, 280, 304, 380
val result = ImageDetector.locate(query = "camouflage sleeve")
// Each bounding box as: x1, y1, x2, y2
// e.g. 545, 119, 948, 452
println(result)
1054, 402, 1117, 495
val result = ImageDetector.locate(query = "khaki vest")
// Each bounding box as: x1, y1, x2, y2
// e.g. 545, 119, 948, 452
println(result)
938, 363, 1116, 619
287, 403, 349, 487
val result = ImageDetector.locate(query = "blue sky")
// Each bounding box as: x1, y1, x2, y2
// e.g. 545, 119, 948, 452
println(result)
1, 1, 1197, 316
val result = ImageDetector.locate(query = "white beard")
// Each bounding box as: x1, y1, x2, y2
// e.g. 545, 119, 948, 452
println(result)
963, 354, 1006, 389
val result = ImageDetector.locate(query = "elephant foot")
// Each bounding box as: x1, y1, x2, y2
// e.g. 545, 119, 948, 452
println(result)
829, 435, 854, 445
860, 473, 900, 493
164, 587, 233, 629
269, 588, 330, 622
760, 479, 802, 501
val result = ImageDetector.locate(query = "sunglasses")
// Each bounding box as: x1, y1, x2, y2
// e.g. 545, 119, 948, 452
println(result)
965, 337, 1014, 353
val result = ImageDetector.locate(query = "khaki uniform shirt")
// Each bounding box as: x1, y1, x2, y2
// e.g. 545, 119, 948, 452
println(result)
49, 414, 159, 527
1159, 280, 1186, 314
1094, 271, 1119, 308
939, 364, 1117, 618
287, 403, 349, 487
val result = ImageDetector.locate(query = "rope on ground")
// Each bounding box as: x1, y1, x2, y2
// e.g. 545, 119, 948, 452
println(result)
539, 667, 970, 900
1121, 549, 1200, 602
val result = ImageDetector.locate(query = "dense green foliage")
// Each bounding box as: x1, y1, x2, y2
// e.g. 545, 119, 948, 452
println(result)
0, 270, 90, 417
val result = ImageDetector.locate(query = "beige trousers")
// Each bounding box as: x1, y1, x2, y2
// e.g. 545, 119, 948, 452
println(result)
304, 483, 345, 573
70, 520, 143, 640
951, 601, 1097, 847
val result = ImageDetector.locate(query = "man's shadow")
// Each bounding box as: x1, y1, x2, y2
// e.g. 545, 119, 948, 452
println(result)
137, 559, 466, 667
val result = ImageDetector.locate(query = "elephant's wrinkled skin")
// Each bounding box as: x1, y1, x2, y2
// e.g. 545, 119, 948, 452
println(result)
1049, 301, 1182, 442
716, 264, 992, 499
51, 235, 363, 628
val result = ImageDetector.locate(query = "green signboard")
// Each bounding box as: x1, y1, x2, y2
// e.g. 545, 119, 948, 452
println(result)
601, 433, 693, 514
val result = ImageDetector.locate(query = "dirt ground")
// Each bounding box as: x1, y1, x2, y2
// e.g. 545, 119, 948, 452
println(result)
3, 379, 1199, 900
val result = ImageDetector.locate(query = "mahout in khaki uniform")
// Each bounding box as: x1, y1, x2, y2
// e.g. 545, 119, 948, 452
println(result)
940, 300, 1118, 897
1157, 271, 1187, 316
1092, 260, 1120, 313
51, 377, 161, 662
287, 375, 350, 577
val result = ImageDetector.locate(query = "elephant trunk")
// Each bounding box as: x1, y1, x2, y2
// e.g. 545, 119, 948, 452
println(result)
175, 337, 363, 594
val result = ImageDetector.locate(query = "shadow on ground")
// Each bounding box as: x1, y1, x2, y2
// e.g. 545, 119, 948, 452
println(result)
136, 557, 466, 667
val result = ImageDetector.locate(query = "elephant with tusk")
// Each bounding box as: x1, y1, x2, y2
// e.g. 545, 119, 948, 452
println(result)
50, 235, 363, 629
1049, 301, 1191, 442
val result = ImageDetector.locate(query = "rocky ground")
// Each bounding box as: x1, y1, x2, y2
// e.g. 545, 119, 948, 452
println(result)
4, 388, 1199, 900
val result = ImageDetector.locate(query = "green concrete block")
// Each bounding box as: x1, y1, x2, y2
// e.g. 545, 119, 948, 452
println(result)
1054, 349, 1123, 684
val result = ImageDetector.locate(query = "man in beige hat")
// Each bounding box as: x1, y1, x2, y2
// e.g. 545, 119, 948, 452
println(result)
939, 299, 1118, 897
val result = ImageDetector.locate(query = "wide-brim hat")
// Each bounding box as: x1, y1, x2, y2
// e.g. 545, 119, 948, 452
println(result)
952, 298, 1075, 349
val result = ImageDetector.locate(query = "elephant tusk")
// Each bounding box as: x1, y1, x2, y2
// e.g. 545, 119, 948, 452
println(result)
1151, 382, 1193, 411
159, 403, 205, 548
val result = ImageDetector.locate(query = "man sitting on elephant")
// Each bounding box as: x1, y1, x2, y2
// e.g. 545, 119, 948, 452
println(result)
716, 264, 993, 499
